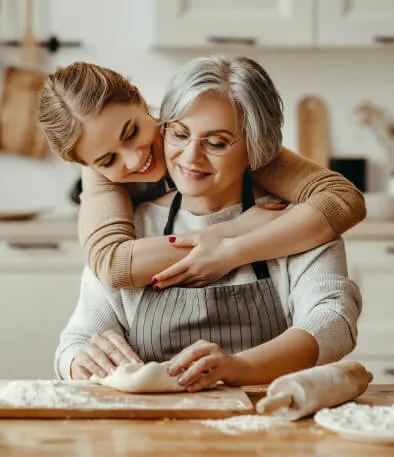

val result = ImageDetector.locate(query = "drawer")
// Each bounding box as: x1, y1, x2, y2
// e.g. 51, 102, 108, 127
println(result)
0, 240, 84, 272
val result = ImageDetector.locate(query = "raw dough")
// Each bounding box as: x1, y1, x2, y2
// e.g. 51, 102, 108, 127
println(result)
91, 361, 185, 393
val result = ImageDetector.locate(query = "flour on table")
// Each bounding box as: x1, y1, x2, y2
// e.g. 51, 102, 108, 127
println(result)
0, 380, 134, 409
91, 361, 185, 393
315, 402, 394, 434
199, 415, 292, 435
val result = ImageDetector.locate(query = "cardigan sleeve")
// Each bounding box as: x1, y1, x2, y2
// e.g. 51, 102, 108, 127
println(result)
54, 267, 128, 380
287, 238, 362, 364
251, 147, 366, 235
78, 147, 366, 289
78, 167, 137, 287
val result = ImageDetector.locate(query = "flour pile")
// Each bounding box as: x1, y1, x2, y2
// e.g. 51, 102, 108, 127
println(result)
315, 402, 394, 434
199, 415, 292, 435
0, 380, 128, 409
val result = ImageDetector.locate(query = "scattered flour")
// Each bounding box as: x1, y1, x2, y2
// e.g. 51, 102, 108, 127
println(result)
315, 402, 394, 435
199, 414, 292, 435
0, 380, 131, 409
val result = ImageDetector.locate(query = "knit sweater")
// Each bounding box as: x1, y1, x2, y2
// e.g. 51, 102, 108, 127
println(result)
56, 196, 362, 380
78, 147, 366, 288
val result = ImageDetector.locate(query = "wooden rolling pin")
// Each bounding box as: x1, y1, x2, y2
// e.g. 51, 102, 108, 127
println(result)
256, 360, 373, 421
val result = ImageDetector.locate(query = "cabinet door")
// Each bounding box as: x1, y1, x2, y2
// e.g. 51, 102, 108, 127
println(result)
317, 0, 394, 46
152, 0, 314, 48
345, 241, 394, 357
0, 241, 83, 379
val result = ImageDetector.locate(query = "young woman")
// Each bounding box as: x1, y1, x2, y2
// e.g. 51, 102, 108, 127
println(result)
55, 56, 361, 389
39, 60, 365, 290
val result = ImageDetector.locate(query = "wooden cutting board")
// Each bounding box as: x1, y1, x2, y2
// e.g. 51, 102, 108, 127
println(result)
297, 95, 331, 167
0, 380, 254, 419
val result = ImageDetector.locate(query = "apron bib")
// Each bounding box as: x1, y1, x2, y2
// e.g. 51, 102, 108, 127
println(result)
130, 172, 288, 362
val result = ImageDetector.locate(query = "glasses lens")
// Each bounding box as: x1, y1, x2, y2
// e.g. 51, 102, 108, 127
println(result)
165, 128, 189, 147
203, 137, 230, 156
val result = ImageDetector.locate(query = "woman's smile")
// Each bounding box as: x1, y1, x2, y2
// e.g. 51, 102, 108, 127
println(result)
177, 164, 212, 180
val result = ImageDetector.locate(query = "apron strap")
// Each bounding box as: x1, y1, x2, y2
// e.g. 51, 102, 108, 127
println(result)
163, 170, 270, 279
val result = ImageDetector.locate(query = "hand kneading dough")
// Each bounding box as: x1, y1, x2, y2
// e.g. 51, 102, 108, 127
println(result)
91, 361, 185, 393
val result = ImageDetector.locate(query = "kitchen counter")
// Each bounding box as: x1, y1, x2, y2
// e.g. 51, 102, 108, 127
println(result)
0, 217, 78, 241
0, 384, 393, 456
0, 217, 393, 243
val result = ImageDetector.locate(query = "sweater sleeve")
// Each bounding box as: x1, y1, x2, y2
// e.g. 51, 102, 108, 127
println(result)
287, 239, 362, 364
54, 267, 127, 380
252, 147, 366, 235
78, 167, 137, 288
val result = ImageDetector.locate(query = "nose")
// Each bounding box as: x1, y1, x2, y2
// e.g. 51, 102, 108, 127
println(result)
182, 137, 205, 163
121, 147, 146, 173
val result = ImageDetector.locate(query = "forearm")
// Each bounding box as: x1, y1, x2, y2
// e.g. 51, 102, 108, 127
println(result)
230, 328, 319, 385
227, 203, 335, 268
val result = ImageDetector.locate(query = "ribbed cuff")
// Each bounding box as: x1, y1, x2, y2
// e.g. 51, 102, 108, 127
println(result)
111, 241, 136, 288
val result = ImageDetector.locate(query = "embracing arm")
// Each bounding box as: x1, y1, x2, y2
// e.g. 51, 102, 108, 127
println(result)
79, 147, 366, 288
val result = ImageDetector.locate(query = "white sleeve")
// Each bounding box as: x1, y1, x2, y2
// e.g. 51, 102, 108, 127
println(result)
54, 267, 126, 380
287, 238, 362, 364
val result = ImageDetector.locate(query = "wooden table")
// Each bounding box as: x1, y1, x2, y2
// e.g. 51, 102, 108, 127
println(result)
0, 384, 393, 456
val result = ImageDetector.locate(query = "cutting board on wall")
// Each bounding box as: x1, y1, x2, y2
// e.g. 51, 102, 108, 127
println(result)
0, 67, 48, 158
0, 380, 254, 419
297, 96, 331, 167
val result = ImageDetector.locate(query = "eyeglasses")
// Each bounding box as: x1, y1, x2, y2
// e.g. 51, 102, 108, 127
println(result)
161, 126, 241, 156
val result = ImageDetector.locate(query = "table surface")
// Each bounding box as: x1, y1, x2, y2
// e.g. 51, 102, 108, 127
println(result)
0, 384, 393, 457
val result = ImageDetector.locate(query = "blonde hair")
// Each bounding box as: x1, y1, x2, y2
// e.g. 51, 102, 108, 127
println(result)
160, 55, 283, 170
39, 62, 143, 163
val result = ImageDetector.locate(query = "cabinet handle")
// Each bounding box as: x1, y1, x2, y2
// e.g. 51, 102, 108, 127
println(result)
207, 36, 256, 46
383, 368, 394, 376
374, 36, 394, 44
8, 242, 60, 250
385, 246, 394, 254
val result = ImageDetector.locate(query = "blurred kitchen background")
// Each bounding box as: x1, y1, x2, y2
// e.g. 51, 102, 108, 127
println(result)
0, 0, 393, 381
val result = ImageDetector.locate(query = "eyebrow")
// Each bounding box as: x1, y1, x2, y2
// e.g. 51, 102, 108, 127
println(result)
93, 119, 132, 165
173, 121, 235, 137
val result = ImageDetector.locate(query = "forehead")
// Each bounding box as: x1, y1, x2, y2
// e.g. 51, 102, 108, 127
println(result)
75, 102, 141, 163
176, 93, 241, 132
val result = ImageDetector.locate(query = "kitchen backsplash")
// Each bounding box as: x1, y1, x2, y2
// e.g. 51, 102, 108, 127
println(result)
0, 0, 393, 214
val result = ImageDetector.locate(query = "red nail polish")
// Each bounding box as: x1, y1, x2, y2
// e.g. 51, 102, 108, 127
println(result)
152, 277, 158, 284
168, 236, 176, 243
153, 285, 160, 291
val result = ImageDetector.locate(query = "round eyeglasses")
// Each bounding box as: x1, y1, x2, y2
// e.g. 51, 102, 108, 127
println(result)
162, 127, 241, 157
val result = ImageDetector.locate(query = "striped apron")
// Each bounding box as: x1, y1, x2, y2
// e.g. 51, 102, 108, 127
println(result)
130, 172, 288, 362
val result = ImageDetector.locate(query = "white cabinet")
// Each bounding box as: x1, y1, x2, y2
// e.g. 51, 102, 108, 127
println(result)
150, 0, 394, 49
345, 239, 394, 383
151, 0, 314, 48
0, 240, 83, 379
317, 0, 394, 46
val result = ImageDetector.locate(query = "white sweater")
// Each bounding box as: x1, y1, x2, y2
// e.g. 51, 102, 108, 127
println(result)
55, 197, 362, 380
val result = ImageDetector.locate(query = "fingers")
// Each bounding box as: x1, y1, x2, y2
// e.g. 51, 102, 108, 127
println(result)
168, 340, 218, 376
168, 235, 197, 248
186, 370, 220, 393
70, 361, 91, 380
103, 331, 143, 364
152, 261, 188, 286
260, 203, 287, 210
178, 354, 218, 387
74, 348, 110, 378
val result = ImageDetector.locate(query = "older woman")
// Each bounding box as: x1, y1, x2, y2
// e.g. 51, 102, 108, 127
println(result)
55, 56, 361, 391
39, 61, 365, 291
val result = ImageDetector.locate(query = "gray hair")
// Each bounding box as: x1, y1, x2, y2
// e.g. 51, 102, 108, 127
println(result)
160, 55, 284, 170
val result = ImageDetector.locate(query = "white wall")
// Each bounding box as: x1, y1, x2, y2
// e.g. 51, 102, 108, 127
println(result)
0, 0, 393, 214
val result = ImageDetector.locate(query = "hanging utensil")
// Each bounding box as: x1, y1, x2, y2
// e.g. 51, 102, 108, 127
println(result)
20, 0, 41, 65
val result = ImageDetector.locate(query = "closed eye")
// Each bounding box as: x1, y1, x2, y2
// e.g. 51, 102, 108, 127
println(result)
125, 124, 138, 142
101, 153, 116, 168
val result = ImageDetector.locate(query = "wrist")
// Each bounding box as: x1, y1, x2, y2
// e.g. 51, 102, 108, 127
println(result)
223, 353, 254, 386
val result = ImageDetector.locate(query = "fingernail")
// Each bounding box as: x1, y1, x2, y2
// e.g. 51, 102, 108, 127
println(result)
100, 370, 107, 378
153, 285, 160, 291
168, 236, 176, 243
152, 277, 158, 284
178, 375, 186, 385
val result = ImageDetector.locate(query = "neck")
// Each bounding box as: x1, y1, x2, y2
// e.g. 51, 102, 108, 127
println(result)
180, 183, 244, 215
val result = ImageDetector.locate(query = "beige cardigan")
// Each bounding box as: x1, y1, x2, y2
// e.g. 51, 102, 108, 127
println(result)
78, 147, 366, 288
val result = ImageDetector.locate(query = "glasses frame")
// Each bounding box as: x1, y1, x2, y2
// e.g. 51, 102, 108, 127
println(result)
161, 126, 241, 157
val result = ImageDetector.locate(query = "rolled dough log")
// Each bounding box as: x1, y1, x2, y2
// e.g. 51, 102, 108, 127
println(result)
91, 361, 185, 393
256, 360, 373, 421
